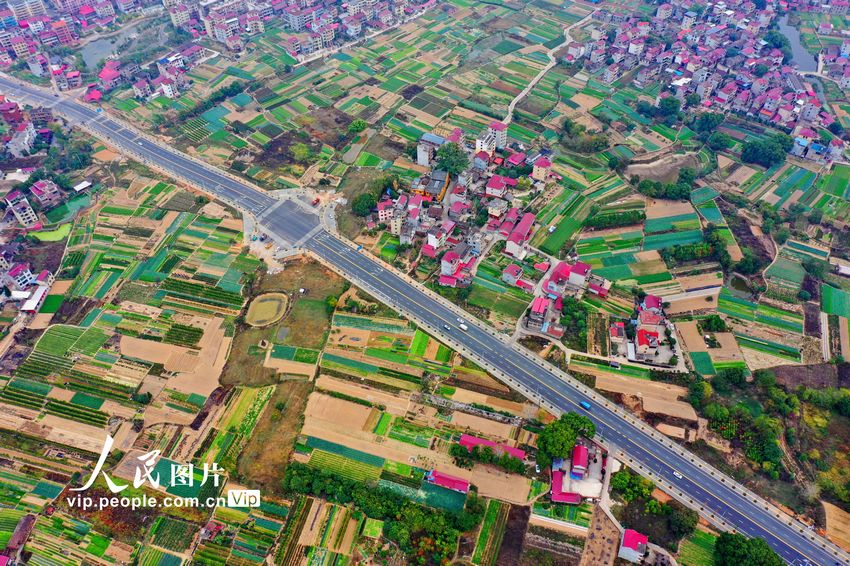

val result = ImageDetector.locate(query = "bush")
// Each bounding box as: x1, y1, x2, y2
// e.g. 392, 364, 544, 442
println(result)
351, 192, 377, 217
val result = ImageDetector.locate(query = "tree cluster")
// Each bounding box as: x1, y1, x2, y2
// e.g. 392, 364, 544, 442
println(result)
635, 167, 697, 201
435, 142, 469, 176
700, 314, 728, 333
559, 297, 590, 352
536, 412, 596, 466
636, 96, 682, 125
561, 118, 609, 154
350, 175, 400, 217
282, 462, 484, 564
741, 134, 793, 168
692, 112, 725, 135
660, 224, 731, 271
584, 210, 645, 230
714, 532, 784, 566
610, 469, 653, 502
448, 444, 525, 474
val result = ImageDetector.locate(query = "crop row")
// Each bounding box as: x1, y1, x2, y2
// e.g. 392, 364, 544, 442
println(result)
162, 278, 244, 307
0, 387, 46, 410
45, 400, 109, 427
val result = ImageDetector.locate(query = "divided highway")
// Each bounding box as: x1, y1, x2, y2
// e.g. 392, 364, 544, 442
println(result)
3, 75, 847, 566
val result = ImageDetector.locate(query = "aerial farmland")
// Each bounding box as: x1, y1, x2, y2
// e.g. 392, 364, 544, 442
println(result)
4, 0, 850, 561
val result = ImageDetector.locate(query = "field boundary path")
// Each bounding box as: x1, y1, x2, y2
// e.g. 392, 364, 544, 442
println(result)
3, 73, 849, 566
504, 11, 595, 125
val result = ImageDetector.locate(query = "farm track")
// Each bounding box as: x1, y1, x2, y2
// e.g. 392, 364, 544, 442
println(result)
504, 12, 596, 125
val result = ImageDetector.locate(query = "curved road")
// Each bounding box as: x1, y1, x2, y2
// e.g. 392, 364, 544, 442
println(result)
3, 75, 848, 566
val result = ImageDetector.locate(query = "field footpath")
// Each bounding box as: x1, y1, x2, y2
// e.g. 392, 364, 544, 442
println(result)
504, 11, 596, 125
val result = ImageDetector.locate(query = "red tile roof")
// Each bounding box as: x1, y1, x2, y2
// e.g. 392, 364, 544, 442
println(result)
503, 263, 521, 278
622, 529, 648, 551
458, 434, 526, 460
572, 444, 588, 471
551, 470, 582, 504
426, 470, 469, 492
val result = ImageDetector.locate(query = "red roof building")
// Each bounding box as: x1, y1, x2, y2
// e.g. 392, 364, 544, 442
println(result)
458, 433, 526, 460
550, 470, 582, 504
426, 470, 469, 493
506, 151, 526, 167
571, 444, 588, 478
618, 529, 648, 563
642, 294, 663, 312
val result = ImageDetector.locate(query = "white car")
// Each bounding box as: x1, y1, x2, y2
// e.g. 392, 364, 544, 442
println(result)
673, 471, 683, 480
443, 324, 451, 331
456, 317, 464, 323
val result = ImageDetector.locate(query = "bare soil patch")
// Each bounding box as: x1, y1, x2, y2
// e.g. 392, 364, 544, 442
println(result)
823, 500, 850, 553
315, 375, 412, 415
677, 320, 707, 352
772, 362, 850, 389
237, 380, 311, 495
645, 199, 696, 219
570, 93, 602, 112
578, 505, 618, 566
496, 505, 530, 566
304, 391, 373, 430
626, 153, 700, 184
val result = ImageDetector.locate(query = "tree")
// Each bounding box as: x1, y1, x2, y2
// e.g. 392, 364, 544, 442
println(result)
808, 208, 823, 225
802, 258, 829, 280
351, 192, 376, 217
685, 93, 701, 107
657, 96, 681, 118
701, 315, 727, 332
668, 506, 698, 537
713, 533, 783, 566
735, 249, 762, 275
707, 132, 733, 151
753, 63, 769, 77
741, 138, 787, 167
693, 112, 725, 134
536, 412, 595, 465
348, 119, 367, 134
435, 142, 469, 175
610, 469, 653, 502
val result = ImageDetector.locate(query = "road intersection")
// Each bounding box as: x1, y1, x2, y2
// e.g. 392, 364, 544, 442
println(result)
3, 75, 848, 565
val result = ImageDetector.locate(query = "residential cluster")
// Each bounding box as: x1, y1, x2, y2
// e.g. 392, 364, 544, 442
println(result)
609, 293, 678, 365
1, 95, 53, 157
165, 0, 435, 54
0, 0, 141, 70
366, 122, 620, 340
566, 0, 846, 162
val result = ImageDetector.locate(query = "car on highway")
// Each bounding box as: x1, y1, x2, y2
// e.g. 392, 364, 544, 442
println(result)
443, 324, 451, 331
579, 400, 591, 410
456, 317, 464, 323
459, 323, 468, 331
673, 471, 683, 480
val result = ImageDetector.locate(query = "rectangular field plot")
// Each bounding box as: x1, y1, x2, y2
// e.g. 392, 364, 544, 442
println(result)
735, 333, 801, 362
822, 285, 850, 318
690, 352, 716, 376
718, 290, 803, 333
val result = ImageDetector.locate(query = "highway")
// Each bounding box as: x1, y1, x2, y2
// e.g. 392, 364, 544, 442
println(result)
3, 75, 848, 566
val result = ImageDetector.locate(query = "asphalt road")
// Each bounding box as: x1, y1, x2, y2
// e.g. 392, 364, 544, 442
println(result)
3, 76, 848, 566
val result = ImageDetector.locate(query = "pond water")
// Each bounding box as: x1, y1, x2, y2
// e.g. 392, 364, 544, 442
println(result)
80, 24, 143, 68
728, 274, 750, 296
777, 14, 818, 73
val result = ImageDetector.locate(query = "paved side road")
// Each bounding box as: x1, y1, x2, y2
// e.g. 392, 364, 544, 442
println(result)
3, 74, 848, 566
